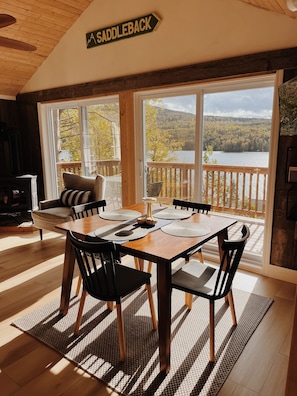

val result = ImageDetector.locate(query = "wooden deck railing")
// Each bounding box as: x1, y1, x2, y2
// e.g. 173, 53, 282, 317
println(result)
147, 162, 268, 218
56, 160, 121, 178
57, 159, 268, 219
203, 164, 268, 218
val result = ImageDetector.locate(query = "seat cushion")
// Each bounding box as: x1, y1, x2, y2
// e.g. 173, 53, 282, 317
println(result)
32, 206, 72, 221
32, 206, 73, 234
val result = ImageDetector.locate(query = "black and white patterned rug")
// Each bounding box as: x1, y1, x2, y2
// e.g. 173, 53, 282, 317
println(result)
12, 284, 273, 395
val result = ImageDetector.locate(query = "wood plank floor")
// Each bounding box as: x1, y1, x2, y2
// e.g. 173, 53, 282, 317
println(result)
0, 230, 295, 396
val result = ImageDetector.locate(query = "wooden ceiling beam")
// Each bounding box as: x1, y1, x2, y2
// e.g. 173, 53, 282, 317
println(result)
18, 46, 297, 104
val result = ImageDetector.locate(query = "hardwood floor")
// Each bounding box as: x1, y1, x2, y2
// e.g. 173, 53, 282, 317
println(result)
0, 230, 295, 396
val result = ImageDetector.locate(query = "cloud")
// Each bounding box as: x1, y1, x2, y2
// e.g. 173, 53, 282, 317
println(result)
163, 87, 274, 119
204, 88, 274, 118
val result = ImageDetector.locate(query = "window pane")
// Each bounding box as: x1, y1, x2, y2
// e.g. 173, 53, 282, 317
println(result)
144, 95, 196, 203
54, 107, 80, 191
86, 103, 122, 208
202, 87, 273, 215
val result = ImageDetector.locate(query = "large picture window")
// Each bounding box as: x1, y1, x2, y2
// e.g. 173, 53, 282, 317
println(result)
135, 74, 277, 266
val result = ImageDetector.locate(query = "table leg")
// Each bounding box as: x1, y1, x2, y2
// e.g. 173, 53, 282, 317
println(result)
217, 228, 228, 264
157, 259, 172, 373
60, 232, 76, 315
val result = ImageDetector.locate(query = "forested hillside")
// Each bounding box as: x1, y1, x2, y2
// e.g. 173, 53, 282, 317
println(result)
156, 107, 271, 152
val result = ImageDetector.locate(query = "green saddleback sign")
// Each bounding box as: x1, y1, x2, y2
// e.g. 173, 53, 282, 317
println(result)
86, 13, 161, 49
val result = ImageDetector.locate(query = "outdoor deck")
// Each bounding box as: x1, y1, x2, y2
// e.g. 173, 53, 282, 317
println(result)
203, 212, 264, 267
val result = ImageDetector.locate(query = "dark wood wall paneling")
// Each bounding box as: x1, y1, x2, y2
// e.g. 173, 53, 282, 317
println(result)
271, 69, 297, 269
0, 99, 19, 128
0, 99, 21, 176
17, 102, 43, 195
14, 46, 297, 268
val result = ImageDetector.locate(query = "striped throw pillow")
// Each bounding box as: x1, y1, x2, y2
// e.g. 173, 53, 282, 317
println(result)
60, 189, 92, 207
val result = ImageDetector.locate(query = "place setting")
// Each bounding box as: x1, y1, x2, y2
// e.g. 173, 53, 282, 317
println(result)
154, 207, 193, 220
94, 222, 149, 241
161, 221, 211, 237
96, 198, 212, 241
99, 208, 142, 221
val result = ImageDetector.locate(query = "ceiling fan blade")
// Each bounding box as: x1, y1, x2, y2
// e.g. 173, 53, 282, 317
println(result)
0, 36, 36, 51
0, 14, 16, 28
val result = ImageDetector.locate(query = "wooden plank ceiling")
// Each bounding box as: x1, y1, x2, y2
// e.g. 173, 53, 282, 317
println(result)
0, 0, 296, 98
0, 0, 93, 97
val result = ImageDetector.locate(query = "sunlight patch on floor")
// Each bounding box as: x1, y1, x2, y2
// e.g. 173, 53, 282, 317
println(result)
233, 271, 259, 293
0, 256, 64, 292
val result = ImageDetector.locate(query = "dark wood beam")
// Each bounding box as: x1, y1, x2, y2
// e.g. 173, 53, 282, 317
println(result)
17, 46, 297, 104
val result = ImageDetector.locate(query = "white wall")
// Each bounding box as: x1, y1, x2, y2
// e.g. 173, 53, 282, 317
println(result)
22, 0, 297, 93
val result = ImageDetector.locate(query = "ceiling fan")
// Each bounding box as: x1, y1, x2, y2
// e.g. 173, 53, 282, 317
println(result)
0, 14, 36, 51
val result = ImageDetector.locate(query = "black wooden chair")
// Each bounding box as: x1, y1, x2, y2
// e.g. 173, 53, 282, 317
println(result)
146, 199, 211, 277
71, 200, 107, 296
71, 199, 106, 219
172, 198, 211, 213
172, 199, 211, 263
69, 231, 158, 362
147, 181, 163, 197
72, 199, 141, 287
172, 199, 212, 307
171, 224, 250, 362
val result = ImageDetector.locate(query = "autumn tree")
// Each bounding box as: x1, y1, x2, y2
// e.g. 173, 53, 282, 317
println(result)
145, 100, 182, 162
58, 108, 81, 161
58, 104, 120, 163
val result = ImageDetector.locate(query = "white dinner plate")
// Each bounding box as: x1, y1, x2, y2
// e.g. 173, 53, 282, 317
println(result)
99, 209, 141, 221
161, 221, 211, 237
154, 208, 192, 220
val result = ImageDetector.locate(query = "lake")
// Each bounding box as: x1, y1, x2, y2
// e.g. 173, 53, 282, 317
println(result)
176, 151, 269, 167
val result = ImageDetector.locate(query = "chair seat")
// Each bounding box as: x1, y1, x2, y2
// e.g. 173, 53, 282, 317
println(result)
32, 206, 72, 221
171, 259, 223, 299
32, 207, 73, 234
86, 264, 152, 301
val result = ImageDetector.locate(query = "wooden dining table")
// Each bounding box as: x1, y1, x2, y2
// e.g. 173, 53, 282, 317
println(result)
56, 203, 237, 373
